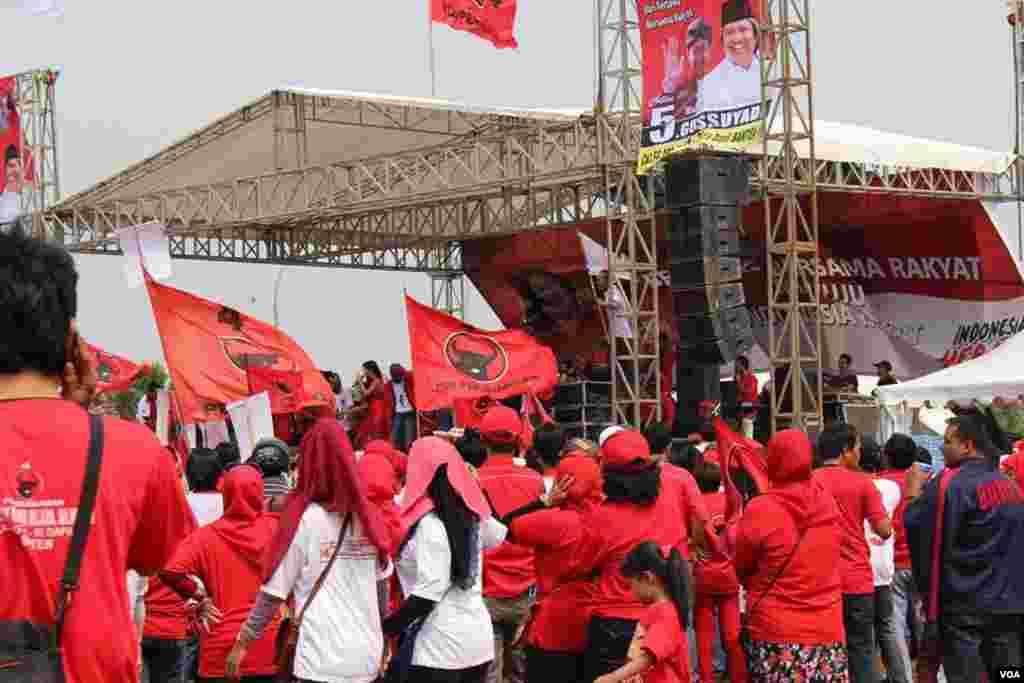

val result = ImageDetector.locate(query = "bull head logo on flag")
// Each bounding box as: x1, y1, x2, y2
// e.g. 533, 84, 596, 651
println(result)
444, 332, 509, 383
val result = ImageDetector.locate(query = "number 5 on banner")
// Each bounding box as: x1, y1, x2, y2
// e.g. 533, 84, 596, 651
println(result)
649, 106, 676, 144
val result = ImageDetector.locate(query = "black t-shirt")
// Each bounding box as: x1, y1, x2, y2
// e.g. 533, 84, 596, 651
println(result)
877, 376, 899, 386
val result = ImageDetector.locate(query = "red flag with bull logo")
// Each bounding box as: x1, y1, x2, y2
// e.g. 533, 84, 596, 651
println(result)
406, 295, 557, 412
84, 342, 143, 394
144, 276, 332, 422
430, 0, 518, 49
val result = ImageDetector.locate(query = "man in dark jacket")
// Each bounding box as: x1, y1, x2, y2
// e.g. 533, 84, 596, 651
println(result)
904, 414, 1024, 683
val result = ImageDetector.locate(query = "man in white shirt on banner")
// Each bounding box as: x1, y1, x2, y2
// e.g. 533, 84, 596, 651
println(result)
697, 0, 761, 113
389, 364, 417, 453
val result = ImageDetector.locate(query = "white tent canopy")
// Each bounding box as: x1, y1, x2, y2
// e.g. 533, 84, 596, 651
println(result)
877, 333, 1024, 405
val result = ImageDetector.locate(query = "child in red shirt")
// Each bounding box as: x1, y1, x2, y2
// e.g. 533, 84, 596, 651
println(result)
595, 542, 691, 683
693, 463, 748, 683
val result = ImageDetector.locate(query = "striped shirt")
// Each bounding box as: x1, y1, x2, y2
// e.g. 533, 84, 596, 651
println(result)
263, 475, 290, 499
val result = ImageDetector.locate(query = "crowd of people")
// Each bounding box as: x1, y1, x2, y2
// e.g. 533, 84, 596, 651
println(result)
3, 225, 1024, 683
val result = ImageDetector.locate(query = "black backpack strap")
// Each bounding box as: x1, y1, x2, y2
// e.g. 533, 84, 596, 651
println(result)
53, 413, 105, 645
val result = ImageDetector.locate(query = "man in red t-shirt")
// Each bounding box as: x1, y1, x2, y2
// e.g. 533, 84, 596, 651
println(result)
477, 405, 545, 683
812, 423, 892, 683
876, 433, 923, 666
0, 229, 195, 683
734, 356, 758, 438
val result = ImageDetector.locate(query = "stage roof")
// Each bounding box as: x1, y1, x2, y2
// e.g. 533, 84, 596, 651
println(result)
60, 87, 1015, 210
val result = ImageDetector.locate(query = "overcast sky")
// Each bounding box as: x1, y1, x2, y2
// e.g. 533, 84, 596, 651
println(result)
1, 1, 1016, 379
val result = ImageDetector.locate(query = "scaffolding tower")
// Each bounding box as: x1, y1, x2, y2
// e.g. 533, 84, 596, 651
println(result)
761, 0, 822, 433
596, 0, 662, 426
9, 68, 60, 235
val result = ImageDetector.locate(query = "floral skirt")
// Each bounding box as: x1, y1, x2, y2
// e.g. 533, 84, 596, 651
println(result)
745, 639, 849, 682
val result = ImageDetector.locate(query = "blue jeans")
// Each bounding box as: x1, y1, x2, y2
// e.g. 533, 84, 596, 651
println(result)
392, 412, 417, 452
843, 593, 876, 683
891, 570, 921, 661
875, 585, 912, 683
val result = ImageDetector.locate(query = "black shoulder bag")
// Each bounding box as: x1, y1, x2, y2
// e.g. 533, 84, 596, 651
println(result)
739, 504, 808, 655
0, 413, 105, 682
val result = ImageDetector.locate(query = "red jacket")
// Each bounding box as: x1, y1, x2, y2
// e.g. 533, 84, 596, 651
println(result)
576, 491, 688, 621
510, 508, 598, 653
478, 455, 544, 598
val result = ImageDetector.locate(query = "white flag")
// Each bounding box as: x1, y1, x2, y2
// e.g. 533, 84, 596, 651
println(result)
227, 392, 274, 462
116, 221, 172, 288
19, 0, 63, 17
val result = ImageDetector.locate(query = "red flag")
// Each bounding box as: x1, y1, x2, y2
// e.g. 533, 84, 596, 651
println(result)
144, 278, 332, 422
85, 342, 142, 394
430, 0, 518, 49
713, 416, 770, 537
246, 367, 304, 415
406, 295, 557, 412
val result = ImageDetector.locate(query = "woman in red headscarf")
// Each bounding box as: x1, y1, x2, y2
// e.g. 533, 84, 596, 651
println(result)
353, 361, 393, 449
496, 453, 605, 683
733, 429, 847, 681
226, 419, 393, 683
383, 436, 507, 683
161, 464, 280, 682
360, 439, 408, 554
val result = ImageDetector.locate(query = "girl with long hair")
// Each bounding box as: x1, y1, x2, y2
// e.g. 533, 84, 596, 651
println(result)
593, 542, 692, 683
383, 437, 507, 683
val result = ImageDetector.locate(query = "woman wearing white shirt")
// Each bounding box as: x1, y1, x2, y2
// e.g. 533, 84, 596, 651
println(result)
384, 436, 507, 683
227, 419, 394, 683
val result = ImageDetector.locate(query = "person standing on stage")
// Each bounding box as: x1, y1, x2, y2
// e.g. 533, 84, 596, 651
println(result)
734, 355, 758, 439
389, 363, 417, 452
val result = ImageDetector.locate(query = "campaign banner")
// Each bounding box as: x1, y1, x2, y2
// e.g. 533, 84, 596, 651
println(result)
637, 0, 766, 174
463, 194, 1024, 383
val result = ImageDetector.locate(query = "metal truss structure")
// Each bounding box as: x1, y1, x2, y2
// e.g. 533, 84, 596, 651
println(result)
595, 0, 662, 426
761, 0, 822, 433
39, 11, 1021, 429
9, 68, 60, 234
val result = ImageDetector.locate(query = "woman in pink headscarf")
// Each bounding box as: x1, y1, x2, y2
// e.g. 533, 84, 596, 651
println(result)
383, 436, 508, 683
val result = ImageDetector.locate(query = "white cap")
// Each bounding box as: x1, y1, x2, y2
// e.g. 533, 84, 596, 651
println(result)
598, 425, 626, 447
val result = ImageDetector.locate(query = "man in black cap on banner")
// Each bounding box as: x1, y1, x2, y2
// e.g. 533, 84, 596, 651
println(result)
697, 0, 761, 112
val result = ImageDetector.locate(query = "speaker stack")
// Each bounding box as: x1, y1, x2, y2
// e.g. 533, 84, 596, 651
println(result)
665, 154, 755, 435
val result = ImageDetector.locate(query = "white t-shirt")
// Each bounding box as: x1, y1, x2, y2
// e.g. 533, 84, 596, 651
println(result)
866, 478, 901, 587
392, 382, 413, 415
187, 492, 224, 528
697, 54, 762, 112
608, 283, 634, 339
263, 504, 389, 683
335, 388, 354, 430
396, 512, 507, 670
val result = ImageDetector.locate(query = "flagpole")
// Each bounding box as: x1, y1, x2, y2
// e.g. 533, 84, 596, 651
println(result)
428, 11, 438, 97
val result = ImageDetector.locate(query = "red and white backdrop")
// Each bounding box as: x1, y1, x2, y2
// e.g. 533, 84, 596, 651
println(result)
463, 193, 1024, 381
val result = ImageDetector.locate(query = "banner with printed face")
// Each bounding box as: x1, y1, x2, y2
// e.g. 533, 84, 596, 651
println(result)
638, 0, 766, 174
463, 194, 1024, 383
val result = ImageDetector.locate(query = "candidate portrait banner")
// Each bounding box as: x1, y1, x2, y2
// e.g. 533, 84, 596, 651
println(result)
638, 0, 767, 174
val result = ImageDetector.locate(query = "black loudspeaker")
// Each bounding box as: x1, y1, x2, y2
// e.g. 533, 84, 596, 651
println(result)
666, 155, 754, 368
673, 363, 721, 436
664, 154, 751, 208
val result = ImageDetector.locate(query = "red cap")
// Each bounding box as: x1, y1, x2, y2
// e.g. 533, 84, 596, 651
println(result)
480, 405, 522, 445
600, 430, 654, 472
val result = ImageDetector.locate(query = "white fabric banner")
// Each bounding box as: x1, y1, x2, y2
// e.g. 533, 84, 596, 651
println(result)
116, 222, 172, 289
155, 389, 171, 446
226, 392, 274, 462
18, 0, 63, 17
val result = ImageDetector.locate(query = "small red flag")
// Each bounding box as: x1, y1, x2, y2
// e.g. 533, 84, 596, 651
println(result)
406, 295, 557, 412
85, 342, 143, 394
144, 278, 332, 422
430, 0, 518, 49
